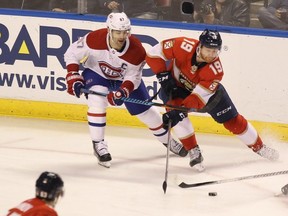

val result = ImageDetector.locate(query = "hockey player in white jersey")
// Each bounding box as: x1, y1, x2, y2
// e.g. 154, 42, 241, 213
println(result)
64, 12, 188, 168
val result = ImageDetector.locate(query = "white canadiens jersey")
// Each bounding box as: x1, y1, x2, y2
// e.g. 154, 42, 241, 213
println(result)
64, 28, 146, 90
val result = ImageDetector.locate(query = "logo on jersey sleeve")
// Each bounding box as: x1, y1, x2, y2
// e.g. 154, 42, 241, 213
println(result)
99, 62, 126, 79
163, 40, 174, 49
209, 81, 219, 91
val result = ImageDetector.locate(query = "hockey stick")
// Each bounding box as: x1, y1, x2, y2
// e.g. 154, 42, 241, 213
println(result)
81, 88, 222, 113
179, 170, 288, 188
81, 88, 188, 111
147, 88, 161, 102
162, 93, 172, 194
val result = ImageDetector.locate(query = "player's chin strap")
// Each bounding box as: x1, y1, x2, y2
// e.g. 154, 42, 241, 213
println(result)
80, 88, 222, 113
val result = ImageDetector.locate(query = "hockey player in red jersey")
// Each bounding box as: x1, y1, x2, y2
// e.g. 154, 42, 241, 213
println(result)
6, 171, 64, 216
64, 12, 187, 168
146, 29, 279, 171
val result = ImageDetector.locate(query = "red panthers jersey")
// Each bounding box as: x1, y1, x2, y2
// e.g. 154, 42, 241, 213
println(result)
6, 198, 58, 216
146, 37, 224, 109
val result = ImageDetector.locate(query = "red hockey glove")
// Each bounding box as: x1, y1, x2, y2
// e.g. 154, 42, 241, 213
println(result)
66, 71, 85, 98
107, 81, 134, 106
107, 88, 127, 106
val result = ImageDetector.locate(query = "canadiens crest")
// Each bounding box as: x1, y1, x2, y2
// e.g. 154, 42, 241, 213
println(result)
99, 62, 126, 79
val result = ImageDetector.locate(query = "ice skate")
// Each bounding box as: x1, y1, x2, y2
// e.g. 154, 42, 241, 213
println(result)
256, 144, 279, 161
163, 139, 188, 157
93, 140, 112, 168
281, 184, 288, 195
189, 145, 205, 172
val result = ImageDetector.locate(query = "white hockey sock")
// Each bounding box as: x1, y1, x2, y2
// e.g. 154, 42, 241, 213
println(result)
136, 107, 168, 143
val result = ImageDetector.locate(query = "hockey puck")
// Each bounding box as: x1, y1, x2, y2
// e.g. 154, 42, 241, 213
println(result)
208, 192, 217, 196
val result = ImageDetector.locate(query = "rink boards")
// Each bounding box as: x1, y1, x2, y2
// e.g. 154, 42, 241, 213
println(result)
0, 9, 287, 141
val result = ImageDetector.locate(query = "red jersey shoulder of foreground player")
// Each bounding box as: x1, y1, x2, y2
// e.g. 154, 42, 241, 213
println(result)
6, 198, 57, 216
146, 37, 224, 109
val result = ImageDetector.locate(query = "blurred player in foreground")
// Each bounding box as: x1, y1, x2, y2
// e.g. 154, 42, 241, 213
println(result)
146, 29, 279, 171
64, 12, 187, 168
6, 171, 64, 216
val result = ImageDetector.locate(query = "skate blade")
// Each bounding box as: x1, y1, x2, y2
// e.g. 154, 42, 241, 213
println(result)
263, 154, 279, 161
274, 192, 285, 197
98, 161, 111, 168
193, 163, 205, 172
265, 150, 279, 161
271, 152, 280, 161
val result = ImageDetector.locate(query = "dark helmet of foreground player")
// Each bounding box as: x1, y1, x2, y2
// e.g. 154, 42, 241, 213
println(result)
199, 29, 222, 50
36, 171, 64, 202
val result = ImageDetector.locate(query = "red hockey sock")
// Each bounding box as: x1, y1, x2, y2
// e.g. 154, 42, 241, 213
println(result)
248, 136, 263, 152
179, 134, 197, 150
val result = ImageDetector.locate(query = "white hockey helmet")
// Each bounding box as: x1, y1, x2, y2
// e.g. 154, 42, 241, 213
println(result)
106, 12, 131, 32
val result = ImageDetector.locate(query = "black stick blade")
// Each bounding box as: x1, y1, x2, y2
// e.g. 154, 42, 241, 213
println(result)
179, 181, 216, 188
179, 170, 288, 188
162, 181, 167, 193
178, 182, 189, 188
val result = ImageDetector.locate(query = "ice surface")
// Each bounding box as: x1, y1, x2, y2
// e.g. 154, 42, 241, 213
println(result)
1, 116, 287, 216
